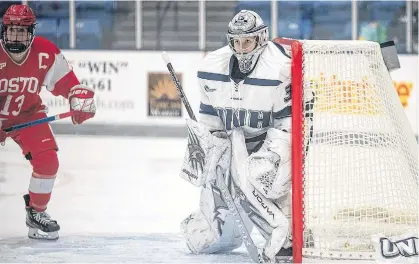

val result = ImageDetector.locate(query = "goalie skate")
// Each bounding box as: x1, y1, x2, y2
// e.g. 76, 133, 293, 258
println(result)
262, 247, 293, 263
23, 194, 60, 240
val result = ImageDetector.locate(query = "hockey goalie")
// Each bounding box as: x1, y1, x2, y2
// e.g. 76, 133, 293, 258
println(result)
178, 9, 300, 263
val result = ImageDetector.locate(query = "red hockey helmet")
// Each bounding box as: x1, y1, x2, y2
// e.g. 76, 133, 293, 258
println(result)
1, 4, 36, 53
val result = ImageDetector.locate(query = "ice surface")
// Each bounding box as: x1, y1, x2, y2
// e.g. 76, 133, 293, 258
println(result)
0, 136, 256, 263
2, 136, 415, 263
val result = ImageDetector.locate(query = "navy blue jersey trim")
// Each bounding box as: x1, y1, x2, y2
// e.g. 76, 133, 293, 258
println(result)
244, 78, 282, 86
272, 41, 291, 59
199, 102, 218, 116
245, 132, 267, 143
273, 105, 291, 120
198, 71, 230, 82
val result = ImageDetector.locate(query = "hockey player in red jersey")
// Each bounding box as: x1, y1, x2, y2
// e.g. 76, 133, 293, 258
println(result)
0, 4, 96, 240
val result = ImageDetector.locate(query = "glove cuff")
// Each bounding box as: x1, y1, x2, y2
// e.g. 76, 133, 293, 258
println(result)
68, 85, 95, 98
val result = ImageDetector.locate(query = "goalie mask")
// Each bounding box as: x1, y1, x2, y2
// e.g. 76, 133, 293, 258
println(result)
226, 10, 269, 73
1, 4, 36, 54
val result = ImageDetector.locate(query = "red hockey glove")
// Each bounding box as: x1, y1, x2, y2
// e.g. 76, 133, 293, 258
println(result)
68, 85, 96, 125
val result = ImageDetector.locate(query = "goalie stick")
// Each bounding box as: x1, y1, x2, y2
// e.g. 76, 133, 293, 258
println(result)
162, 51, 264, 264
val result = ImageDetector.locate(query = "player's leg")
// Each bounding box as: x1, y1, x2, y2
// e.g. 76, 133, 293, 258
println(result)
179, 120, 252, 254
12, 114, 60, 239
262, 193, 293, 262
239, 128, 293, 262
26, 148, 59, 211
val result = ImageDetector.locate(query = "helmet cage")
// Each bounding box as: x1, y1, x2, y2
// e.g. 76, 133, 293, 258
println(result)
226, 27, 268, 55
226, 26, 269, 73
226, 10, 269, 73
1, 4, 36, 53
1, 23, 35, 53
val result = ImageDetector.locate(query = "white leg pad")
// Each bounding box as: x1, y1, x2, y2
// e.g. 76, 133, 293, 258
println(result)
181, 181, 244, 254
181, 210, 243, 254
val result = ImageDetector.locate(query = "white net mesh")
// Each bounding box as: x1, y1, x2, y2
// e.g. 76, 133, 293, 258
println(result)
299, 40, 418, 260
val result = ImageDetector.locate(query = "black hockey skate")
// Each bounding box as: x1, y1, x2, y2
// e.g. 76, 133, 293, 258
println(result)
23, 194, 60, 240
274, 247, 292, 263
262, 247, 293, 263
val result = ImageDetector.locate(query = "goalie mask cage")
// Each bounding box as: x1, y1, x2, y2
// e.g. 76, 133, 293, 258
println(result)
277, 39, 419, 262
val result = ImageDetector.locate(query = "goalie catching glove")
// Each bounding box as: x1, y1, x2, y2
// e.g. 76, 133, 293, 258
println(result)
68, 85, 96, 124
246, 128, 291, 199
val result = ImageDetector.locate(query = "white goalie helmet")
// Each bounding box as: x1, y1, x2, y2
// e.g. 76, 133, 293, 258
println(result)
226, 10, 269, 73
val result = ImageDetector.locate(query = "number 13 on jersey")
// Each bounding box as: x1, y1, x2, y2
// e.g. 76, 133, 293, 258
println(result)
0, 94, 25, 116
0, 77, 40, 117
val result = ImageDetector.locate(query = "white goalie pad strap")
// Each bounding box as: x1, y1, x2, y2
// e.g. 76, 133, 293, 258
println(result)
246, 128, 291, 199
179, 119, 231, 187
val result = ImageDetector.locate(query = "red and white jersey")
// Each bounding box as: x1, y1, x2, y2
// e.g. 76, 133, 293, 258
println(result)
0, 36, 79, 127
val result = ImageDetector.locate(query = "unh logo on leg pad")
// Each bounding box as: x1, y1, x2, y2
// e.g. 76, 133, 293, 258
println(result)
380, 236, 418, 259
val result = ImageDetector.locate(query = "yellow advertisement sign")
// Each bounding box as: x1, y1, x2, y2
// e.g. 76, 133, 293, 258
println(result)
148, 73, 182, 117
309, 73, 382, 115
393, 81, 413, 108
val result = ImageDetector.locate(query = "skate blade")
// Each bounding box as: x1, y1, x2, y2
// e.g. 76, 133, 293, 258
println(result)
28, 228, 59, 240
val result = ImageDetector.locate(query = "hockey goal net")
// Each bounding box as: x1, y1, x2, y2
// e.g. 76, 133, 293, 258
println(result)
274, 39, 419, 262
